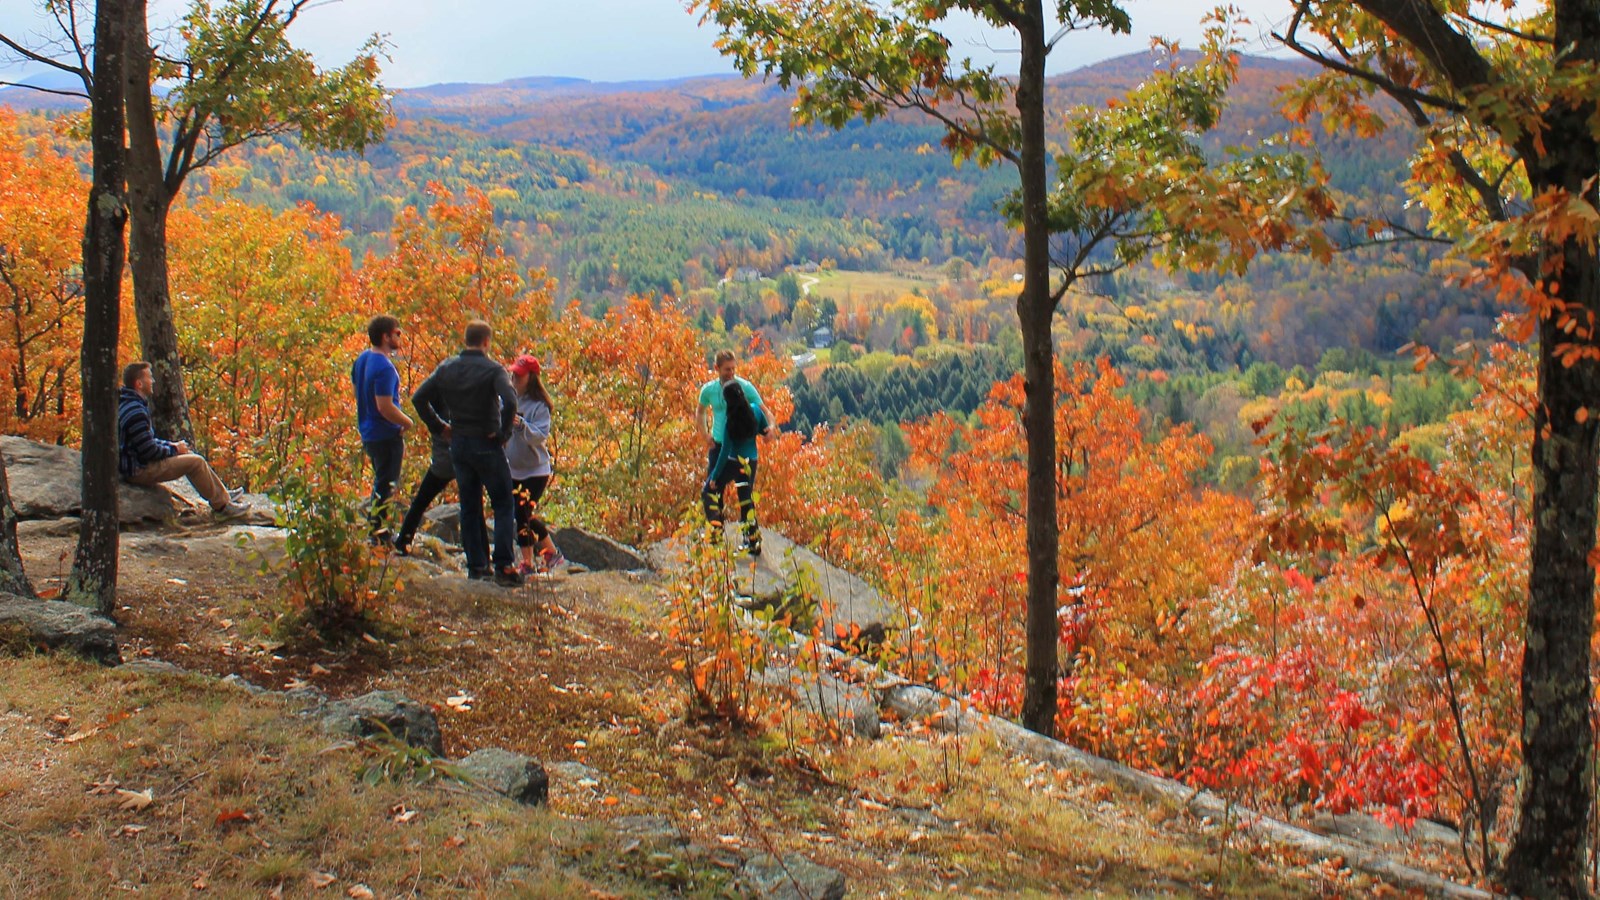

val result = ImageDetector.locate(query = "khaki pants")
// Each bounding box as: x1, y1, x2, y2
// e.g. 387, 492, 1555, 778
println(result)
128, 453, 229, 509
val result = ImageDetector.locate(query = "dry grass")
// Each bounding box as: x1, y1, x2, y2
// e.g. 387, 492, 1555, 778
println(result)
0, 654, 663, 897
3, 527, 1371, 896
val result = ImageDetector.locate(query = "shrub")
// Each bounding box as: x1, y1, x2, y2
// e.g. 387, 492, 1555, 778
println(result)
269, 449, 399, 641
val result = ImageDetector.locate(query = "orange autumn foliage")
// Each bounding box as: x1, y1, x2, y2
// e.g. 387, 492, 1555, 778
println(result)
0, 109, 89, 443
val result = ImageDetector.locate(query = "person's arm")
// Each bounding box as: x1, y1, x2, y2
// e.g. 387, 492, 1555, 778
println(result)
376, 395, 412, 429
411, 373, 446, 434
696, 383, 714, 447
745, 381, 777, 436
494, 370, 517, 440
517, 401, 551, 447
125, 407, 177, 464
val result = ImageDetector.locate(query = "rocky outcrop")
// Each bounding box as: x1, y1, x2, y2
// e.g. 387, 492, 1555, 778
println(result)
741, 853, 847, 900
0, 590, 120, 664
318, 690, 444, 756
756, 666, 880, 739
1, 436, 178, 523
456, 748, 549, 806
552, 526, 649, 571
651, 526, 894, 650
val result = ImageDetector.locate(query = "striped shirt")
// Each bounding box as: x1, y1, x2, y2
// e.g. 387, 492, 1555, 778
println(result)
117, 388, 177, 478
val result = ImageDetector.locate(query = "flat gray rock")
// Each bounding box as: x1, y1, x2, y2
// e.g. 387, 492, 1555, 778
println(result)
1, 435, 177, 524
771, 668, 880, 739
652, 526, 894, 648
319, 690, 443, 756
548, 761, 601, 782
552, 526, 650, 571
610, 815, 686, 847
741, 852, 847, 900
222, 673, 269, 695
118, 658, 185, 675
0, 590, 120, 664
15, 517, 81, 538
1311, 812, 1462, 849
457, 747, 548, 805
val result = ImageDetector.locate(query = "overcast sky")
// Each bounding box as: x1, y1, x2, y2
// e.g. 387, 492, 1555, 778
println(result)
0, 1, 1299, 90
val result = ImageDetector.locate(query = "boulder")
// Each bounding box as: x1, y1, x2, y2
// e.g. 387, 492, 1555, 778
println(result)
1, 435, 176, 523
552, 526, 650, 571
0, 591, 120, 664
423, 503, 462, 545
456, 747, 548, 805
741, 853, 847, 900
652, 526, 894, 651
318, 690, 443, 756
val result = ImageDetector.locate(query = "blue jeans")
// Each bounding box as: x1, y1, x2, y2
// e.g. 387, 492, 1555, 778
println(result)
362, 435, 405, 533
450, 433, 516, 573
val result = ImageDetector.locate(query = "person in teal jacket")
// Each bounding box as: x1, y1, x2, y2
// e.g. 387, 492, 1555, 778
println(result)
703, 379, 773, 556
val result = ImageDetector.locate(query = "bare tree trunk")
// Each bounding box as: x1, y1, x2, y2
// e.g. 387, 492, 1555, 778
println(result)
124, 0, 192, 442
66, 0, 130, 615
0, 457, 33, 598
1015, 0, 1059, 738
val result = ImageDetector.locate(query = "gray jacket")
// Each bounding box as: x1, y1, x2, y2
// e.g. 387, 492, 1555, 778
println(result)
505, 396, 552, 480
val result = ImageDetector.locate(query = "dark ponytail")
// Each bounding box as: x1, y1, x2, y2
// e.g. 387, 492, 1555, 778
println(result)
723, 381, 757, 443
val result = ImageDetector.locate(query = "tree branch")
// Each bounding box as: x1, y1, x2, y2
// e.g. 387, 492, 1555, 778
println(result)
0, 79, 87, 99
0, 33, 88, 84
1457, 10, 1551, 46
1276, 2, 1467, 115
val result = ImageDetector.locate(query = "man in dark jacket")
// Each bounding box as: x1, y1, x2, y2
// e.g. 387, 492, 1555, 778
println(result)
118, 362, 247, 518
411, 320, 521, 586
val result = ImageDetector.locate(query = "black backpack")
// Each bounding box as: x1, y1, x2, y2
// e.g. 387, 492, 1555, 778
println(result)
723, 381, 758, 443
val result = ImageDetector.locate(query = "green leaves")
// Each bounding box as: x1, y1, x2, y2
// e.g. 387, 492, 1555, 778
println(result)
692, 0, 1131, 168
166, 0, 390, 166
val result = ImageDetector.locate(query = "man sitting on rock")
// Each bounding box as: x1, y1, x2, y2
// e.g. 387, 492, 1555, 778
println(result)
117, 362, 248, 519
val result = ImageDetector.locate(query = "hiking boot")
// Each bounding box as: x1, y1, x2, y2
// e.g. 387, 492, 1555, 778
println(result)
468, 567, 494, 582
227, 487, 246, 501
740, 533, 762, 558
213, 500, 250, 521
493, 567, 524, 588
540, 547, 568, 571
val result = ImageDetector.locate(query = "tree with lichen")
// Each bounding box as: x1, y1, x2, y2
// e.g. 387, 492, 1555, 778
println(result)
1275, 2, 1600, 893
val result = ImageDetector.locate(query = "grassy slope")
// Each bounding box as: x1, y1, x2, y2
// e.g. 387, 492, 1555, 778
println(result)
1, 527, 1372, 897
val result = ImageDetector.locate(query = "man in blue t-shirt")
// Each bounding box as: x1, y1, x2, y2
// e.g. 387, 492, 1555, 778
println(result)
352, 315, 413, 537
